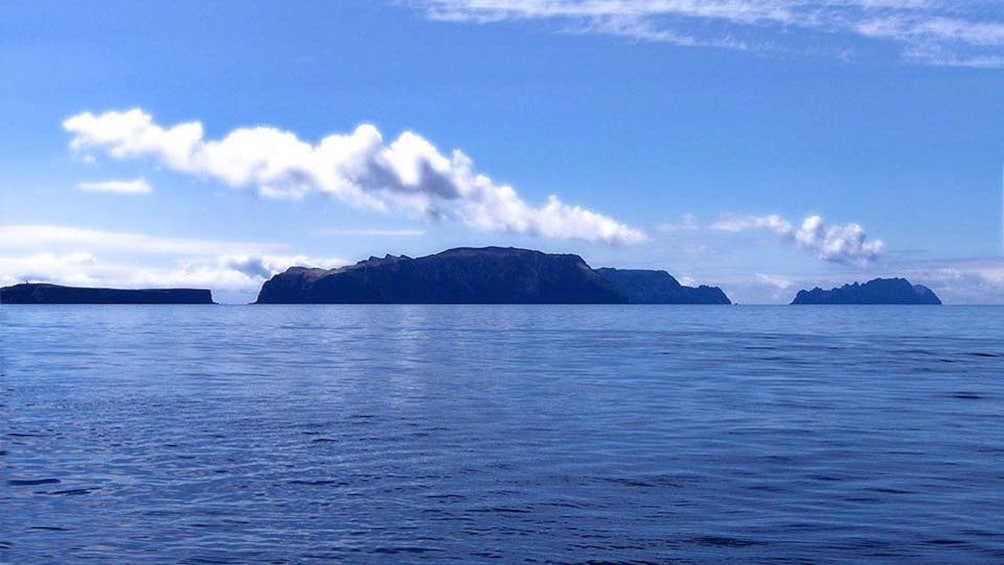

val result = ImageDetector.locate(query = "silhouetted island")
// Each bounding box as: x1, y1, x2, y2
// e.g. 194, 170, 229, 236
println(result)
1, 283, 215, 304
256, 247, 732, 304
791, 278, 941, 305
594, 268, 731, 304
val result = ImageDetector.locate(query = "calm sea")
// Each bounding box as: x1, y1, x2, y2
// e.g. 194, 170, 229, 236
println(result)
2, 305, 1003, 563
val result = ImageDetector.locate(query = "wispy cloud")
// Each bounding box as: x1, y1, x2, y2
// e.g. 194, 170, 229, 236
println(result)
63, 108, 647, 245
0, 225, 283, 256
412, 1, 1004, 67
318, 228, 427, 237
75, 178, 152, 194
656, 213, 701, 232
711, 213, 885, 265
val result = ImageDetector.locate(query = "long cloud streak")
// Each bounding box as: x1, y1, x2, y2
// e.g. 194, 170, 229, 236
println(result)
415, 1, 1004, 68
63, 109, 646, 245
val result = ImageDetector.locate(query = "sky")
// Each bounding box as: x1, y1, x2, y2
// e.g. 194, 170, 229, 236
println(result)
1, 0, 1003, 304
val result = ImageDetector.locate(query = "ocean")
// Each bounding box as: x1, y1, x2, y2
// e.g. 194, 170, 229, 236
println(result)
3, 305, 1003, 563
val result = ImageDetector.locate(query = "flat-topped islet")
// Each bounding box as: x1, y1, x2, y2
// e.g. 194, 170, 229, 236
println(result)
1, 283, 215, 304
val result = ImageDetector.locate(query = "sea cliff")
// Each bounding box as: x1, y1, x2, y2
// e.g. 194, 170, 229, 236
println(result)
1, 283, 215, 304
594, 268, 731, 304
256, 247, 731, 304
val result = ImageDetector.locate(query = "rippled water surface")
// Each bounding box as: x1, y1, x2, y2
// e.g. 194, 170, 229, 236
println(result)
3, 305, 1003, 562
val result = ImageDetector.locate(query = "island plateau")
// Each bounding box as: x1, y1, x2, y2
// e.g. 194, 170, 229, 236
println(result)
255, 247, 731, 304
1, 283, 215, 304
791, 278, 941, 305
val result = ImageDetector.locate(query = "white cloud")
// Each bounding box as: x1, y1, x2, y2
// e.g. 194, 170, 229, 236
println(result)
722, 257, 1004, 304
656, 213, 700, 232
317, 228, 427, 237
0, 225, 283, 256
711, 213, 885, 265
218, 254, 346, 280
755, 272, 795, 290
893, 257, 1004, 304
0, 251, 347, 294
0, 252, 101, 287
711, 213, 794, 233
0, 225, 338, 298
413, 1, 1004, 67
75, 178, 152, 194
64, 109, 647, 245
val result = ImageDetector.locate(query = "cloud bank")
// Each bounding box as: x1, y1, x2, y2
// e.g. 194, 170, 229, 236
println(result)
0, 253, 343, 293
711, 214, 884, 265
76, 178, 152, 194
63, 109, 646, 245
725, 256, 1004, 304
0, 225, 345, 294
0, 225, 283, 256
415, 0, 1004, 68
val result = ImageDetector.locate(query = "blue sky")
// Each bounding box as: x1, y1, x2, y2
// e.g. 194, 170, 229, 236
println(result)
2, 0, 1003, 303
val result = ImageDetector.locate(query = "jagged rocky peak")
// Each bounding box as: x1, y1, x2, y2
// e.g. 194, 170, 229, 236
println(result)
791, 277, 941, 305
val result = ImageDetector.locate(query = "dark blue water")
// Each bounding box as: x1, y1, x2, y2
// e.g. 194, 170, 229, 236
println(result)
2, 305, 1003, 563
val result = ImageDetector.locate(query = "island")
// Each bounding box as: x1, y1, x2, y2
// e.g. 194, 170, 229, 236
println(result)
1, 283, 216, 304
594, 268, 731, 304
790, 278, 941, 305
255, 246, 732, 304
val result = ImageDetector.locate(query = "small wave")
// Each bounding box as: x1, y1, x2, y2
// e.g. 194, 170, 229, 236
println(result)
47, 487, 99, 496
867, 487, 917, 495
371, 546, 444, 555
179, 557, 242, 565
925, 538, 967, 546
8, 478, 61, 486
693, 535, 761, 547
425, 493, 466, 501
286, 479, 347, 486
471, 506, 532, 514
949, 392, 984, 400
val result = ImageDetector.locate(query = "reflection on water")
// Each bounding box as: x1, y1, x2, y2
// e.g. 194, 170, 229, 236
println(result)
2, 305, 1003, 562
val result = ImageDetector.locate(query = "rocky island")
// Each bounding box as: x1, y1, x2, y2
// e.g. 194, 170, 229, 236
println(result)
791, 278, 941, 305
594, 268, 730, 304
255, 247, 731, 304
1, 283, 215, 304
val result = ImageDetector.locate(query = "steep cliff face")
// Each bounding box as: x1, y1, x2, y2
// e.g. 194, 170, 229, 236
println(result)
594, 268, 731, 304
1, 283, 215, 304
791, 278, 941, 305
256, 247, 627, 304
256, 247, 733, 305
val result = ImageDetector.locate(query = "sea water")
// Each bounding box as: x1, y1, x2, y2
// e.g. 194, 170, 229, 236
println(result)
2, 305, 1003, 563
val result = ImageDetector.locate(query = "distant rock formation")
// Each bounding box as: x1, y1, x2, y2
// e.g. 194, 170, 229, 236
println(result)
256, 247, 732, 304
790, 278, 941, 305
595, 268, 731, 304
1, 283, 215, 304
